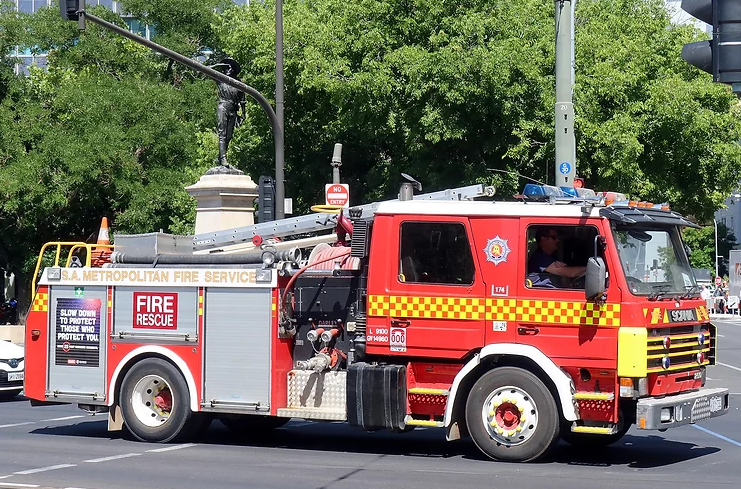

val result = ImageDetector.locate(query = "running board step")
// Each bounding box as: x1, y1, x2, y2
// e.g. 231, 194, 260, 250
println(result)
404, 415, 444, 428
408, 388, 449, 396
570, 423, 618, 435
573, 392, 615, 401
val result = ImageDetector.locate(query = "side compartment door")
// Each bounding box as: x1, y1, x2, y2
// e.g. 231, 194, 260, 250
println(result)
368, 216, 485, 358
202, 287, 272, 410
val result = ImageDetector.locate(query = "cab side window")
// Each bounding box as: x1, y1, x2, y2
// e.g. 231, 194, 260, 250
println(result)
526, 225, 596, 290
399, 221, 474, 285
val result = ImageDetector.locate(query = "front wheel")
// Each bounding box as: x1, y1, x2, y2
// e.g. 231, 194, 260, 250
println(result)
465, 367, 560, 462
120, 358, 194, 443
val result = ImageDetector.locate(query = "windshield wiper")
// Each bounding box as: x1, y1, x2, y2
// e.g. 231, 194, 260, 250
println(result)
679, 284, 701, 300
648, 284, 672, 301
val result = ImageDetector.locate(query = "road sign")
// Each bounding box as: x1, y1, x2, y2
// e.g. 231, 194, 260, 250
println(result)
325, 183, 350, 208
559, 162, 571, 175
716, 276, 722, 286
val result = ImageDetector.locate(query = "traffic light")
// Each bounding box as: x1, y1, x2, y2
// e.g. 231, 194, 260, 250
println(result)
59, 0, 80, 21
257, 175, 276, 223
681, 0, 741, 90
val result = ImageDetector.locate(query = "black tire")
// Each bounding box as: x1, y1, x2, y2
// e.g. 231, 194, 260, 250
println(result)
119, 358, 193, 443
219, 414, 290, 434
465, 367, 560, 462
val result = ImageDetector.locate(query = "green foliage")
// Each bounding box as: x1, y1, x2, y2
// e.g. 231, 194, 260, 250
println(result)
575, 0, 741, 221
211, 0, 741, 217
0, 2, 214, 290
683, 223, 737, 277
216, 0, 558, 209
2, 0, 741, 305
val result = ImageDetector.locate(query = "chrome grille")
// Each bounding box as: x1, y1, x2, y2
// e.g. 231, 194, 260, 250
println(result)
646, 323, 713, 373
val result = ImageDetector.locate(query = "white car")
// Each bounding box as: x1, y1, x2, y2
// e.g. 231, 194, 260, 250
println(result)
0, 340, 24, 399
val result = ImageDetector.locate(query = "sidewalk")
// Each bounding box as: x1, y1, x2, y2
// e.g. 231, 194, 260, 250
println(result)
710, 313, 741, 320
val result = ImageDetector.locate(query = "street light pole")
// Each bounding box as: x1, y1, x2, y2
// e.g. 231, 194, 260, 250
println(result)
275, 0, 285, 219
714, 218, 719, 279
554, 0, 576, 187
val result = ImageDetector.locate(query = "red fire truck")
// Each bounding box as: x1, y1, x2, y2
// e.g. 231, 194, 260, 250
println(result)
24, 180, 729, 462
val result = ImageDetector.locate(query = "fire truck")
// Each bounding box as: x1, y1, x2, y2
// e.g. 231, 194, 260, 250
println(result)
24, 179, 729, 462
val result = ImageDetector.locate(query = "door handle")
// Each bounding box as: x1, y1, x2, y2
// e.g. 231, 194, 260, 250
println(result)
517, 327, 540, 335
391, 319, 411, 327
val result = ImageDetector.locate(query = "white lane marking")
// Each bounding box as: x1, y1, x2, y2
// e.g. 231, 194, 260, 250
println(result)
0, 422, 35, 429
717, 334, 725, 337
40, 415, 85, 422
83, 453, 141, 463
146, 443, 196, 453
0, 483, 41, 488
14, 464, 76, 475
0, 475, 12, 479
718, 362, 741, 373
693, 424, 741, 448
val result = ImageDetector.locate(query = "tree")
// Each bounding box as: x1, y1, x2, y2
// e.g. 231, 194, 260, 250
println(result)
575, 0, 741, 222
0, 4, 216, 309
213, 0, 741, 219
3, 0, 741, 311
683, 223, 737, 277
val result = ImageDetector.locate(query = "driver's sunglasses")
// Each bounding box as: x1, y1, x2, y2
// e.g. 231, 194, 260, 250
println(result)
547, 235, 559, 240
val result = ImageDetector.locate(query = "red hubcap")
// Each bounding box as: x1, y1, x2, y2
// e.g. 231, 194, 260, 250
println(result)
495, 403, 521, 430
154, 389, 172, 412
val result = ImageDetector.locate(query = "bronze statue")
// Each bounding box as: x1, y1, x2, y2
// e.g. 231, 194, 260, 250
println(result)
208, 58, 245, 171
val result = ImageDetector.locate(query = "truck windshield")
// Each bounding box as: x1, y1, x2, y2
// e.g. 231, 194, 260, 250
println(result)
612, 224, 696, 297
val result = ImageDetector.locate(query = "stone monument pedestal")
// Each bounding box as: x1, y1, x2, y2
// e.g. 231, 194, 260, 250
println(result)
185, 170, 258, 235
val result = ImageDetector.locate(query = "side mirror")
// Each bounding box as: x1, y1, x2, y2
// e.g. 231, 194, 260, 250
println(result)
586, 257, 607, 301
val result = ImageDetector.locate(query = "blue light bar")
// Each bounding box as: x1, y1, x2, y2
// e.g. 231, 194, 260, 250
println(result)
522, 184, 568, 198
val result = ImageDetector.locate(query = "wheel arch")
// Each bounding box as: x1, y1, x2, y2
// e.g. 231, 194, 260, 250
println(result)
444, 343, 577, 441
107, 346, 199, 412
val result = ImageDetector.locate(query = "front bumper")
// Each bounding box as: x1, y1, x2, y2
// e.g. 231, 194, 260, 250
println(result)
0, 369, 24, 391
636, 387, 729, 430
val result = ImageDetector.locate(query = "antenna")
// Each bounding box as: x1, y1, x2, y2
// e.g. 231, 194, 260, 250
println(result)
487, 168, 547, 186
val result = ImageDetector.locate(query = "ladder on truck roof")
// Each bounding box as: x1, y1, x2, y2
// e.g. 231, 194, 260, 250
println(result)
191, 184, 492, 252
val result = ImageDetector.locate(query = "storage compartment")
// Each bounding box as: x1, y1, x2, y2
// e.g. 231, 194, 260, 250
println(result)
347, 363, 406, 430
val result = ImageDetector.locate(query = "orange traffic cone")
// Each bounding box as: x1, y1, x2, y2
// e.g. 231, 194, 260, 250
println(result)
97, 217, 110, 245
90, 217, 112, 267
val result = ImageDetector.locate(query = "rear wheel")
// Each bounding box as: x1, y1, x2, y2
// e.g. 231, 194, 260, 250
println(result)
465, 367, 560, 462
120, 358, 194, 443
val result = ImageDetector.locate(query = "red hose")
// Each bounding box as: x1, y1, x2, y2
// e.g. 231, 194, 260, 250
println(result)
279, 248, 352, 326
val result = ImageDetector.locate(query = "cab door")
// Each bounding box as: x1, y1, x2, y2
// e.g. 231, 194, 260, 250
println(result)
515, 218, 620, 369
367, 215, 485, 359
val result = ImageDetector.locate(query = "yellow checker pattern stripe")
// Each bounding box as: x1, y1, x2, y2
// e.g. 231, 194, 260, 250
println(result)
368, 295, 620, 327
32, 292, 48, 312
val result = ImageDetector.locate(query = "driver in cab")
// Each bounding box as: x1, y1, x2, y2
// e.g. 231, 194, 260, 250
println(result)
527, 227, 587, 288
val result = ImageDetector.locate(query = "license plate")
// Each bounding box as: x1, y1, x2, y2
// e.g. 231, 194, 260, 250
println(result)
710, 395, 723, 412
7, 372, 24, 382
